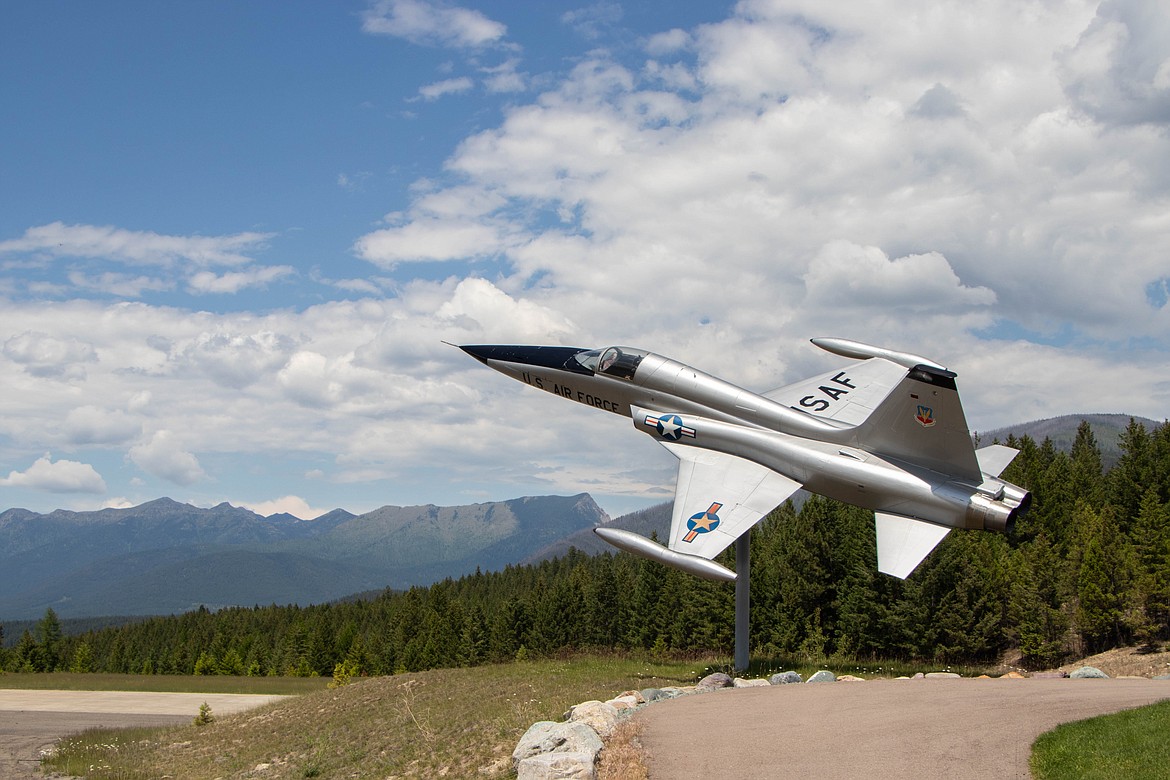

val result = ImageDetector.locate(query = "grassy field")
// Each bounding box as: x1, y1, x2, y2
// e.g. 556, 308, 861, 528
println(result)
0, 671, 326, 695
40, 656, 709, 779
1030, 699, 1170, 780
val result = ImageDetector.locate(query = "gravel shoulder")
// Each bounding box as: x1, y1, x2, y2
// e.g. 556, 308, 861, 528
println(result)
0, 690, 285, 780
638, 678, 1170, 780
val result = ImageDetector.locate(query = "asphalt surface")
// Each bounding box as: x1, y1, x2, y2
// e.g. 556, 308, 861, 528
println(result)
0, 690, 286, 779
638, 678, 1170, 779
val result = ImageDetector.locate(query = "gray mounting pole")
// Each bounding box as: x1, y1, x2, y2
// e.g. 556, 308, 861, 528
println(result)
734, 529, 750, 672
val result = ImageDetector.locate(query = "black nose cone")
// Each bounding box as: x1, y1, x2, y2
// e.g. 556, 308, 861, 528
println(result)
459, 344, 588, 369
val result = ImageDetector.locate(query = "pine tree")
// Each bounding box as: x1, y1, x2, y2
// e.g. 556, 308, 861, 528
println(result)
1074, 505, 1135, 653
35, 608, 64, 672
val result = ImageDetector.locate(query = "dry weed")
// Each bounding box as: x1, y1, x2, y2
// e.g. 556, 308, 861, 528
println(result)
598, 717, 651, 780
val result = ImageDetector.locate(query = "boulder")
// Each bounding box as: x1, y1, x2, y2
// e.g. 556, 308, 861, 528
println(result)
806, 670, 836, 684
733, 678, 771, 688
658, 686, 689, 698
696, 672, 734, 691
770, 671, 803, 685
513, 722, 603, 769
617, 690, 646, 704
1000, 672, 1026, 679
567, 701, 620, 737
911, 672, 925, 680
836, 675, 865, 682
1153, 674, 1170, 680
605, 695, 639, 711
924, 672, 961, 679
640, 688, 670, 702
517, 751, 596, 780
1031, 671, 1068, 679
1069, 666, 1109, 679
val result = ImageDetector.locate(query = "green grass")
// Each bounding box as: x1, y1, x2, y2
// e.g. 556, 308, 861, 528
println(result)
1030, 699, 1170, 780
0, 671, 326, 695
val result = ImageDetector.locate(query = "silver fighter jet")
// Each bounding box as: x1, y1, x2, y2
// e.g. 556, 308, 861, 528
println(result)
459, 338, 1030, 582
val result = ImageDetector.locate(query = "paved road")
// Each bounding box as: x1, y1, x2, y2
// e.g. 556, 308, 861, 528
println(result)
0, 690, 286, 779
638, 678, 1170, 779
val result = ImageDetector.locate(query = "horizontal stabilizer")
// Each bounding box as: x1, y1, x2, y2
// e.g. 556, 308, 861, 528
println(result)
875, 512, 951, 579
976, 444, 1019, 478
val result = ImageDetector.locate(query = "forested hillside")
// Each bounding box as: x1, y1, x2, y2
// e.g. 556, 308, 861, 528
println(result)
2, 419, 1167, 676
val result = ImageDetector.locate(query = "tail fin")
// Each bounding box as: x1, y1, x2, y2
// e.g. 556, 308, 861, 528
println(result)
855, 364, 982, 481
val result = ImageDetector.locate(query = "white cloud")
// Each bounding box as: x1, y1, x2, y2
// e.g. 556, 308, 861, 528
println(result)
240, 495, 332, 520
129, 431, 207, 486
353, 217, 508, 265
186, 265, 295, 295
417, 76, 474, 101
362, 0, 506, 48
0, 454, 107, 494
0, 222, 273, 267
3, 331, 96, 379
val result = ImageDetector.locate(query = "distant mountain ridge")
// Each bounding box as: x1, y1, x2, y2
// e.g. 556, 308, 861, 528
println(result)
0, 494, 607, 620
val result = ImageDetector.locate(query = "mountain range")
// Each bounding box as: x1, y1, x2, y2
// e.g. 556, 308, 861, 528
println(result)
0, 494, 608, 620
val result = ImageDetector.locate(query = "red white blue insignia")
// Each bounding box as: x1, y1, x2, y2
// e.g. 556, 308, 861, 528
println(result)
683, 502, 723, 543
643, 413, 696, 441
915, 404, 936, 428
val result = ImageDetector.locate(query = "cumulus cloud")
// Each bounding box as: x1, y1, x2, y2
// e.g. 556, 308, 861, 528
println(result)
362, 0, 506, 48
240, 495, 332, 520
3, 331, 96, 379
803, 242, 997, 311
0, 454, 107, 494
129, 431, 207, 486
1059, 0, 1170, 126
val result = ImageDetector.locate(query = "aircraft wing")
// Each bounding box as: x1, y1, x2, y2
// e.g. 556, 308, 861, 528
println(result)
660, 442, 802, 560
762, 357, 908, 426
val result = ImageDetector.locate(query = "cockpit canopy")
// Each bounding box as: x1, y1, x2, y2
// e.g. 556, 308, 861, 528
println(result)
571, 346, 647, 380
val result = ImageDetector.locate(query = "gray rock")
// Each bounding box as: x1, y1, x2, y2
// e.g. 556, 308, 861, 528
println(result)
924, 672, 961, 679
517, 751, 596, 780
658, 686, 689, 698
769, 671, 803, 685
911, 672, 925, 680
806, 670, 836, 683
1031, 671, 1068, 679
696, 672, 734, 691
513, 721, 604, 769
1153, 674, 1170, 680
1069, 666, 1109, 679
641, 687, 667, 702
567, 701, 620, 738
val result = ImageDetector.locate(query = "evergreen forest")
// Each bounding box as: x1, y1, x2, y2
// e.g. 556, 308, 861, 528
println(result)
2, 420, 1168, 678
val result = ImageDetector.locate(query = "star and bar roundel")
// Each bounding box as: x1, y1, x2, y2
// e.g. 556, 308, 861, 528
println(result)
643, 412, 696, 441
683, 502, 723, 543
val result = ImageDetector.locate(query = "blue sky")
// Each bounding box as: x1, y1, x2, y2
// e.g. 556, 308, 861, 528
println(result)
2, 0, 1168, 519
